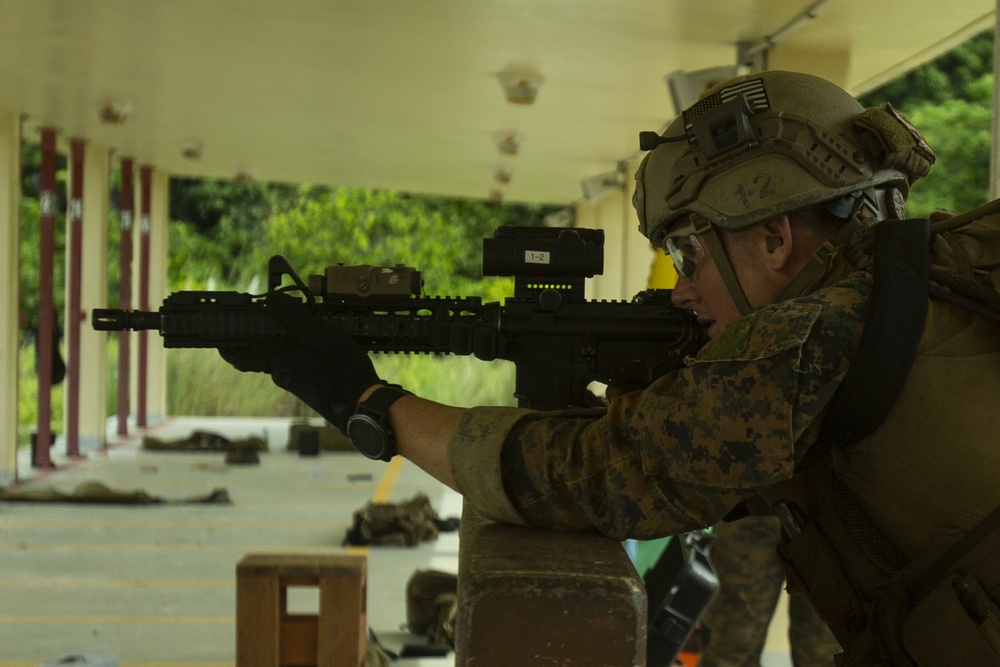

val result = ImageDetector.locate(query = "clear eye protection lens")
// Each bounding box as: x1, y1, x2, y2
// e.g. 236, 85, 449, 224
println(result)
664, 234, 703, 279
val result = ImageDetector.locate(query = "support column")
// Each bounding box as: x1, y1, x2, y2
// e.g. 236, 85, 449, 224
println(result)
595, 190, 627, 299
621, 159, 657, 298
65, 139, 85, 457
578, 194, 625, 301
34, 128, 57, 469
145, 168, 169, 422
0, 110, 21, 486
116, 157, 134, 437
578, 162, 656, 302
575, 202, 600, 299
136, 166, 151, 428
76, 144, 110, 451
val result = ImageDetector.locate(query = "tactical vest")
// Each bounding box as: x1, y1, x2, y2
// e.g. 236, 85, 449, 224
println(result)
756, 201, 1000, 666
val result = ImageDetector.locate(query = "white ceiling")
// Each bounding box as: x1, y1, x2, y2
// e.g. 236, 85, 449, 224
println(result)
0, 0, 993, 205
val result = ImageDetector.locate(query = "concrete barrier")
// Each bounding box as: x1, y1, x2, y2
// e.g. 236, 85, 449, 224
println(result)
455, 503, 647, 666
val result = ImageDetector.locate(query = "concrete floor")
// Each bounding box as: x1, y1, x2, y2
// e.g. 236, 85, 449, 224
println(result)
0, 416, 460, 666
0, 416, 795, 667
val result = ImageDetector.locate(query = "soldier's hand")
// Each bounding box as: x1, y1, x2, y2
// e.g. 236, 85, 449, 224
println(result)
218, 291, 381, 431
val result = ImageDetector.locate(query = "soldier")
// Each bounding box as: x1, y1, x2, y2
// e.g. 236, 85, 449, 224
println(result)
222, 70, 1000, 665
697, 516, 839, 667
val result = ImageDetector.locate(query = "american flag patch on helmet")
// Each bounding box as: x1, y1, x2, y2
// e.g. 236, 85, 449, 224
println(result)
682, 78, 770, 139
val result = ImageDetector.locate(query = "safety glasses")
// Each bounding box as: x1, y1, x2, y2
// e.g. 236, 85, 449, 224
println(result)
663, 233, 705, 279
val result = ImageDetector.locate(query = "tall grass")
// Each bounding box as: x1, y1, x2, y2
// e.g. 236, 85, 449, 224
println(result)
166, 347, 517, 417
166, 348, 311, 416
372, 354, 517, 408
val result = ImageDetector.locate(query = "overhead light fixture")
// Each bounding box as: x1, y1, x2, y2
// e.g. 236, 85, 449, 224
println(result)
580, 170, 625, 202
495, 132, 522, 156
100, 101, 131, 125
497, 67, 543, 105
181, 143, 204, 160
664, 66, 741, 114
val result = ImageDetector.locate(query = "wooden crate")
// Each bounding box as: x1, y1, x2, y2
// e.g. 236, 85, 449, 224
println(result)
236, 553, 367, 667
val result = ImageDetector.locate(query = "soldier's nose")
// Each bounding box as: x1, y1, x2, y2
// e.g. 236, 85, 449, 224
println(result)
670, 276, 698, 310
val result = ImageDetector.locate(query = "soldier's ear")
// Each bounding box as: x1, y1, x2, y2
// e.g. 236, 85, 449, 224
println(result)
759, 215, 794, 271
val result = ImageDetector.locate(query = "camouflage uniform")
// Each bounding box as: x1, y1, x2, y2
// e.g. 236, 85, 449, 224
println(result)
696, 516, 839, 667
446, 217, 1000, 567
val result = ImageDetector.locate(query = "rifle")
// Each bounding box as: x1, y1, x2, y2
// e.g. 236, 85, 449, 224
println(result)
93, 226, 706, 410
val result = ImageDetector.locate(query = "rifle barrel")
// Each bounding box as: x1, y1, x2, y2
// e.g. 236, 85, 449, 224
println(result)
92, 308, 162, 331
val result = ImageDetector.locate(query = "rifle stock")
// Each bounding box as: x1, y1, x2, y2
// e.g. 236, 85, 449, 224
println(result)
94, 227, 706, 410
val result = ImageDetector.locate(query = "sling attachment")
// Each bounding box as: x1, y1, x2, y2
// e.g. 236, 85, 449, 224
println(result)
818, 218, 930, 475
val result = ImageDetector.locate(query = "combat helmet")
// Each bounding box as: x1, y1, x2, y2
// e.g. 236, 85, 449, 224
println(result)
633, 69, 934, 312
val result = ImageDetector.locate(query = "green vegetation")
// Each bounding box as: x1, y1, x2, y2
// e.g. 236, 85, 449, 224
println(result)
17, 344, 62, 446
859, 30, 994, 217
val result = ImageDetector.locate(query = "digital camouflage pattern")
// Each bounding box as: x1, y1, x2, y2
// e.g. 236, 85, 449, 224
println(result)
697, 516, 839, 667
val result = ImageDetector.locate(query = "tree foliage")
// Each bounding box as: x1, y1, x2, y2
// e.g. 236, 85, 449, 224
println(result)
167, 178, 296, 288
168, 181, 560, 298
859, 30, 994, 217
19, 142, 67, 334
256, 186, 554, 295
860, 32, 994, 109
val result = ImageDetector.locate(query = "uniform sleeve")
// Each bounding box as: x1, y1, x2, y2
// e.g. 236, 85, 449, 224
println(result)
446, 406, 537, 525
448, 294, 866, 540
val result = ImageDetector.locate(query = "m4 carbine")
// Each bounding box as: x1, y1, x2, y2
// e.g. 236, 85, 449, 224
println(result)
93, 226, 706, 410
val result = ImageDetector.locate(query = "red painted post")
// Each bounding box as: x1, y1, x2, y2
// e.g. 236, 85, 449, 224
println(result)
116, 158, 134, 437
34, 128, 57, 469
137, 165, 152, 428
66, 139, 85, 457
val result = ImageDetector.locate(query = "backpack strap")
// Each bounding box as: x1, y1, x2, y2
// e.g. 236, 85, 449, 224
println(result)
819, 218, 930, 462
